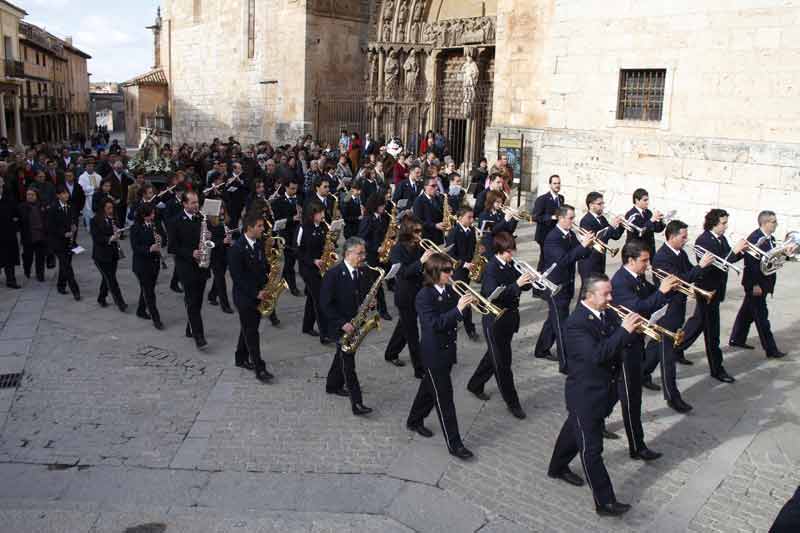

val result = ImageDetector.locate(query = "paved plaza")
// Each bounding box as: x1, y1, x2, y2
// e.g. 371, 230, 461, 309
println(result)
0, 224, 797, 533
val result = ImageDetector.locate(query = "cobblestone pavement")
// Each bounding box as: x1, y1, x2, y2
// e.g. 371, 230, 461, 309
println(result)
0, 225, 797, 532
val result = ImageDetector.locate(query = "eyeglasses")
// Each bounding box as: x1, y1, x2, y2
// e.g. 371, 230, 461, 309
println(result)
441, 267, 453, 273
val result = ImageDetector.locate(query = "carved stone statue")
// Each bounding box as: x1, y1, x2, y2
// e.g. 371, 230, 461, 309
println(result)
460, 53, 480, 116
411, 1, 425, 41
403, 52, 419, 97
396, 2, 408, 42
382, 20, 393, 41
382, 0, 394, 21
384, 50, 400, 98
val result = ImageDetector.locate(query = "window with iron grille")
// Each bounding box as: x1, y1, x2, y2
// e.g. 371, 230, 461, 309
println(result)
247, 0, 255, 59
616, 69, 666, 121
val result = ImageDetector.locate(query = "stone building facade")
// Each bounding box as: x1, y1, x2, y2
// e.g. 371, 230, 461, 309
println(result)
161, 0, 800, 232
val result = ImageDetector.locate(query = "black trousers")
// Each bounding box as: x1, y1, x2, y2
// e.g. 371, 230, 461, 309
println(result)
135, 269, 160, 323
384, 304, 421, 371
730, 292, 778, 356
170, 263, 181, 289
208, 261, 230, 306
182, 277, 208, 338
533, 292, 571, 363
548, 411, 616, 507
467, 313, 521, 409
326, 344, 362, 406
680, 298, 723, 374
94, 259, 124, 305
408, 366, 462, 452
283, 246, 298, 291
301, 269, 322, 333
23, 241, 47, 279
2, 266, 16, 283
643, 338, 680, 403
55, 251, 78, 294
235, 304, 265, 371
536, 240, 546, 271
618, 345, 646, 454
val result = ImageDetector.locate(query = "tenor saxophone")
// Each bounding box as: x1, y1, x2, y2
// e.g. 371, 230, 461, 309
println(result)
441, 194, 453, 234
341, 265, 386, 354
377, 204, 398, 264
258, 229, 289, 317
319, 220, 340, 274
197, 212, 215, 269
467, 231, 488, 283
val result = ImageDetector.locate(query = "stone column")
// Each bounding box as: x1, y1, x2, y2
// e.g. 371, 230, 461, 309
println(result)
65, 113, 70, 139
13, 93, 21, 148
0, 93, 6, 139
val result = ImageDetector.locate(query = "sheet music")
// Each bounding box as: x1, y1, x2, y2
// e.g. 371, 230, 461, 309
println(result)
71, 246, 85, 255
273, 219, 287, 232
201, 199, 222, 217
385, 263, 402, 281
397, 199, 409, 209
488, 285, 506, 302
649, 304, 668, 324
329, 219, 345, 233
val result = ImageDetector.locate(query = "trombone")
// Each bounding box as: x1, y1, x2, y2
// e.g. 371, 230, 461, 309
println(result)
685, 243, 742, 275
572, 223, 619, 257
449, 280, 505, 318
419, 239, 458, 266
501, 205, 533, 223
649, 268, 715, 303
511, 258, 561, 297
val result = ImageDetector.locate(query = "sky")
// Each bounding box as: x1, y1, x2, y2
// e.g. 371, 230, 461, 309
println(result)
16, 0, 161, 83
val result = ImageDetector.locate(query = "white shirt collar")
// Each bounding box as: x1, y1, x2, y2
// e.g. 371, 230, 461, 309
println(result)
459, 222, 470, 232
634, 206, 644, 214
184, 209, 194, 219
317, 193, 326, 203
581, 301, 602, 320
495, 255, 507, 266
557, 224, 570, 236
244, 234, 256, 249
624, 266, 640, 279
434, 284, 446, 294
285, 192, 295, 200
551, 191, 559, 200
344, 260, 357, 277
666, 242, 681, 256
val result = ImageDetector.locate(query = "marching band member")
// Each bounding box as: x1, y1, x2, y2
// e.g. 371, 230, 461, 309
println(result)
48, 185, 80, 299
384, 215, 432, 376
467, 231, 535, 420
473, 173, 505, 219
170, 191, 210, 349
297, 202, 327, 340
407, 252, 475, 459
90, 197, 127, 312
678, 209, 745, 380
729, 210, 795, 359
533, 205, 592, 365
228, 212, 275, 383
547, 274, 639, 517
624, 188, 665, 257
446, 206, 480, 341
357, 193, 392, 321
393, 164, 422, 207
321, 237, 373, 415
224, 161, 249, 229
342, 180, 364, 239
577, 192, 624, 284
477, 190, 517, 258
532, 175, 564, 270
305, 176, 334, 223
413, 177, 446, 245
642, 220, 713, 413
611, 241, 678, 461
270, 180, 302, 296
207, 203, 235, 314
129, 203, 164, 329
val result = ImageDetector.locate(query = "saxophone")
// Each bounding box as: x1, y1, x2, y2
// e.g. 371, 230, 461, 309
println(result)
441, 194, 453, 234
330, 193, 341, 221
197, 212, 215, 269
258, 223, 289, 316
341, 265, 386, 354
319, 220, 340, 274
377, 204, 398, 264
468, 229, 488, 283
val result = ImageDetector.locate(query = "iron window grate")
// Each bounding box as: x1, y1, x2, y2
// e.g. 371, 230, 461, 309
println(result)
616, 69, 666, 121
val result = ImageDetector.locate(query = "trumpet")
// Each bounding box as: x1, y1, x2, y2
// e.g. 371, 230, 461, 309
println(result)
572, 223, 619, 257
608, 212, 645, 237
649, 268, 715, 303
511, 258, 561, 296
685, 243, 742, 275
606, 304, 663, 343
500, 205, 533, 223
449, 279, 505, 318
419, 239, 458, 266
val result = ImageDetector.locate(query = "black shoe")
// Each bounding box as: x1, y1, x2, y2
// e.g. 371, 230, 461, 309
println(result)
326, 388, 349, 397
676, 355, 693, 365
255, 369, 274, 383
320, 337, 332, 345
630, 447, 662, 461
668, 398, 693, 413
137, 311, 152, 320
387, 358, 405, 367
116, 302, 128, 313
290, 288, 301, 297
534, 351, 553, 359
195, 336, 208, 349
208, 298, 219, 306
379, 311, 392, 321
73, 292, 81, 301
236, 361, 255, 371
352, 404, 373, 416
303, 328, 319, 337
220, 303, 234, 314
46, 260, 56, 269
449, 445, 474, 460
414, 369, 425, 379
602, 428, 621, 440
509, 406, 527, 420
767, 351, 787, 359
36, 275, 45, 282
642, 378, 661, 391
171, 283, 183, 293
6, 281, 21, 289
729, 341, 755, 350
185, 326, 193, 338
596, 501, 631, 517
407, 424, 434, 438
548, 468, 584, 487
712, 369, 735, 383
57, 287, 68, 295
468, 388, 491, 401
269, 315, 281, 327
467, 330, 480, 342
97, 299, 109, 308
153, 320, 164, 330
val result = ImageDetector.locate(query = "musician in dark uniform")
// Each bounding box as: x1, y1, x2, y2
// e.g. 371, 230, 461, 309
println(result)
678, 209, 746, 380
342, 180, 363, 239
270, 180, 302, 296
304, 177, 334, 223
477, 190, 517, 259
533, 205, 592, 365
611, 240, 678, 461
90, 197, 127, 312
170, 191, 211, 349
384, 216, 432, 377
407, 253, 475, 459
0, 177, 21, 289
446, 206, 480, 341
577, 192, 624, 284
297, 202, 327, 339
624, 188, 665, 257
392, 164, 422, 207
47, 186, 80, 299
163, 181, 186, 294
547, 274, 639, 517
357, 193, 392, 320
223, 162, 249, 229
532, 174, 564, 270
729, 210, 795, 359
413, 177, 445, 244
467, 231, 535, 420
206, 203, 234, 314
321, 237, 373, 415
228, 212, 275, 384
129, 203, 164, 329
642, 220, 713, 413
473, 173, 505, 220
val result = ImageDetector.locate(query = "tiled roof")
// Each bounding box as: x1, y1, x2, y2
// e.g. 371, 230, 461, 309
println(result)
122, 68, 167, 87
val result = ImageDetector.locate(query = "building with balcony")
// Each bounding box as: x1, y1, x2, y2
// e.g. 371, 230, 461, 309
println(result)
0, 1, 26, 147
